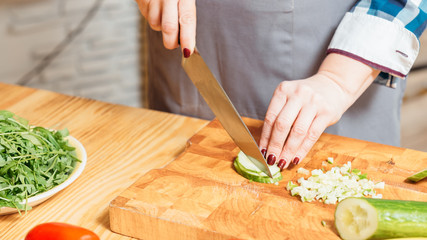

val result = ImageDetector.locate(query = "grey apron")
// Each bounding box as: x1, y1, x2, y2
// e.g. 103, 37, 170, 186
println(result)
146, 0, 406, 146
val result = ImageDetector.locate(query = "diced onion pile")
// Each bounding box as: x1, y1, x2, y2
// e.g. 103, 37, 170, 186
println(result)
287, 161, 385, 204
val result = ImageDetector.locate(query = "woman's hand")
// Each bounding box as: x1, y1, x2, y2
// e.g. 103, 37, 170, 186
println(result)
259, 74, 345, 171
135, 0, 196, 57
259, 53, 380, 170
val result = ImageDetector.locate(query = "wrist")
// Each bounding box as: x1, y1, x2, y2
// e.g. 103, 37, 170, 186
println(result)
310, 72, 352, 117
317, 53, 380, 109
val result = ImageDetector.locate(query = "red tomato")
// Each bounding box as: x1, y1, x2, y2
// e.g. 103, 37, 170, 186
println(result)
25, 222, 100, 240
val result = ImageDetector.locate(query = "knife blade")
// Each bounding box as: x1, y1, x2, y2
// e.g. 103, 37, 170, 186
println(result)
182, 48, 273, 177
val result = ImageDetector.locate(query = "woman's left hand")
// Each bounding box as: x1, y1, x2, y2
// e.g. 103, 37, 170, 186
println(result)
258, 53, 380, 170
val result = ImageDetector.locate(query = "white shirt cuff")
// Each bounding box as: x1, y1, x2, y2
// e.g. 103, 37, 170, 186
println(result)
328, 12, 419, 78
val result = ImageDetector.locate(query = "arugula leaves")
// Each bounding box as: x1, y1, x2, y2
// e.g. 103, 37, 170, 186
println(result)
0, 110, 79, 211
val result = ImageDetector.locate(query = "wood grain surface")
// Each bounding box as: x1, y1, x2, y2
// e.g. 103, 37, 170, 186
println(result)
0, 83, 208, 239
110, 118, 427, 240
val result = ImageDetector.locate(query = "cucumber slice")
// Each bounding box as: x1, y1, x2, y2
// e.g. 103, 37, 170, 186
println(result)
335, 198, 427, 240
407, 168, 427, 182
234, 151, 282, 184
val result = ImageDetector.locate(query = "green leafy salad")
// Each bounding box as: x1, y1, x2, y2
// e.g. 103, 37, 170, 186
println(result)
0, 110, 79, 211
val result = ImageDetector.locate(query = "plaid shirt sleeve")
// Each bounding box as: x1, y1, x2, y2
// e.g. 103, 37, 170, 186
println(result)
328, 0, 427, 88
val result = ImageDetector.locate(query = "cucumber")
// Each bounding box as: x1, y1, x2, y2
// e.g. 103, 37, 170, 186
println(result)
335, 197, 427, 240
234, 151, 282, 184
407, 168, 427, 182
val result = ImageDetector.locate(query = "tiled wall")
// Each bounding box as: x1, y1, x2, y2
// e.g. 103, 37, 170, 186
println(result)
0, 0, 143, 107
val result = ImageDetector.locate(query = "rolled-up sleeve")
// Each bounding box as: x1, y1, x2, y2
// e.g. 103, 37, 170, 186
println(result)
328, 0, 427, 88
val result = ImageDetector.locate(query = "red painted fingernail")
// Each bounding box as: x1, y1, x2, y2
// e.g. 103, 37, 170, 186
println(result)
183, 48, 191, 58
277, 159, 286, 170
261, 149, 267, 158
267, 154, 276, 165
293, 157, 300, 165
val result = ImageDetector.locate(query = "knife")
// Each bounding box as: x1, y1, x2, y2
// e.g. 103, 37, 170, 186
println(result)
182, 48, 273, 177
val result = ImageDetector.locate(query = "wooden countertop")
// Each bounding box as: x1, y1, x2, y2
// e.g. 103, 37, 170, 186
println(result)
109, 118, 427, 240
0, 83, 208, 239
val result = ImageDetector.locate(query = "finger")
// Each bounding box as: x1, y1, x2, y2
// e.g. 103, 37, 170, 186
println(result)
265, 97, 302, 166
179, 0, 197, 55
292, 115, 329, 167
278, 105, 317, 170
147, 0, 162, 31
136, 0, 149, 18
161, 0, 179, 49
259, 83, 288, 154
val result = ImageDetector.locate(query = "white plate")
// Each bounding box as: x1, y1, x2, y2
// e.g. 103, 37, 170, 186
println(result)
0, 136, 87, 215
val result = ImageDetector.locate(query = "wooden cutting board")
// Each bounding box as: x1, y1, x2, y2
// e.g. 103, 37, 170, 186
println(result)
109, 118, 427, 240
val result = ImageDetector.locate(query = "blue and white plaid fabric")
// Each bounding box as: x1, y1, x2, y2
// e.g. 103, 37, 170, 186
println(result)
351, 0, 427, 38
330, 0, 427, 88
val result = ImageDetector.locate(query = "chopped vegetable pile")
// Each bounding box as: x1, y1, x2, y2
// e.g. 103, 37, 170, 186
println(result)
0, 110, 79, 211
287, 161, 384, 204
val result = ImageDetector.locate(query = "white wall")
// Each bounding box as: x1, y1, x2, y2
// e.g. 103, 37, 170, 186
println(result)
0, 0, 143, 107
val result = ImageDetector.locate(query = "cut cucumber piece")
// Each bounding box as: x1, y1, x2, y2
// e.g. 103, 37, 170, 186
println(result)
234, 151, 282, 184
335, 198, 427, 240
407, 168, 427, 182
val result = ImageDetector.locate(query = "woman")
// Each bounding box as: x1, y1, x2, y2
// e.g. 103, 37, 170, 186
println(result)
136, 0, 427, 170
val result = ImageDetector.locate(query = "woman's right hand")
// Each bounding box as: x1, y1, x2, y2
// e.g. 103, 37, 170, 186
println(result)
135, 0, 196, 57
